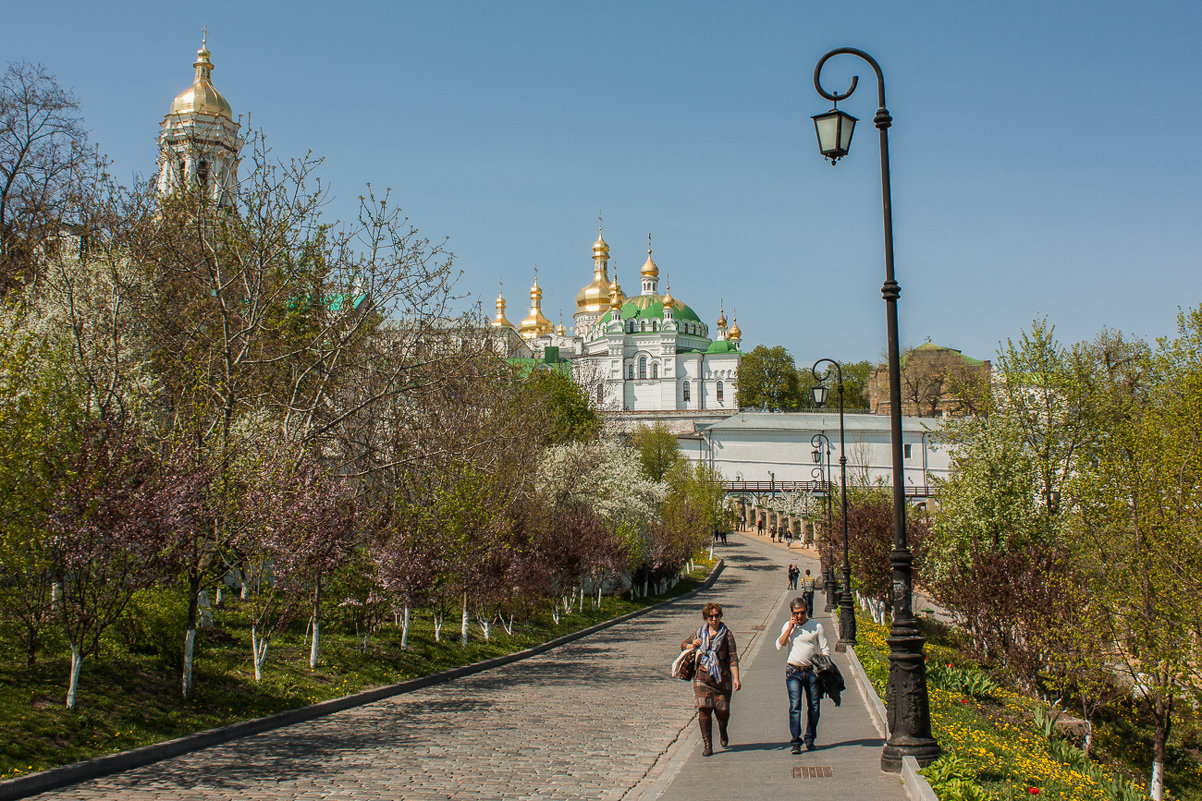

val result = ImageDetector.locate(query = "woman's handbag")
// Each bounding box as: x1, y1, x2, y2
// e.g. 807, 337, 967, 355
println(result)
671, 647, 697, 681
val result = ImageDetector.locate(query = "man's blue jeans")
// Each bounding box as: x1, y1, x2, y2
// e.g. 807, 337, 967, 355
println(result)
786, 665, 821, 745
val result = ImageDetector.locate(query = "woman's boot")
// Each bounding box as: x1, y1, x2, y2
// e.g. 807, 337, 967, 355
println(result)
698, 712, 714, 756
717, 713, 729, 748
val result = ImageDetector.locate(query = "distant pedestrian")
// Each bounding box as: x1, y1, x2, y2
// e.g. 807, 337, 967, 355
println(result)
787, 564, 799, 589
776, 598, 830, 754
740, 513, 746, 531
800, 570, 816, 616
720, 529, 728, 546
785, 528, 794, 547
681, 602, 741, 756
757, 517, 765, 536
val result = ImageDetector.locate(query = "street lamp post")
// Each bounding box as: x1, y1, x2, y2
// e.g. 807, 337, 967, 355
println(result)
813, 358, 855, 651
811, 434, 837, 612
812, 47, 940, 771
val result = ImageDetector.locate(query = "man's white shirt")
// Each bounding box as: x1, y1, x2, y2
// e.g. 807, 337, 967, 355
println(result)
776, 618, 830, 667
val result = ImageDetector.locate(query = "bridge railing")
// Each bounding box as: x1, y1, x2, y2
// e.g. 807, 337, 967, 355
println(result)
723, 480, 936, 498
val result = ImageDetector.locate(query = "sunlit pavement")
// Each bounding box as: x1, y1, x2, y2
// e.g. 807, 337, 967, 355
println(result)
29, 537, 907, 801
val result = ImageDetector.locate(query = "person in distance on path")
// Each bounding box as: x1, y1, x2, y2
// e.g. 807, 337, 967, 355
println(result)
681, 602, 741, 756
800, 569, 816, 616
775, 597, 830, 754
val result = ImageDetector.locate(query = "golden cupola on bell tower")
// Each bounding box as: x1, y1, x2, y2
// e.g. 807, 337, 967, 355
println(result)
490, 282, 515, 330
574, 215, 620, 339
518, 273, 554, 340
156, 30, 243, 207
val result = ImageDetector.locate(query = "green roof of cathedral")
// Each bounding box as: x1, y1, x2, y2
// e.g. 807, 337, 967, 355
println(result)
705, 339, 741, 354
597, 294, 702, 325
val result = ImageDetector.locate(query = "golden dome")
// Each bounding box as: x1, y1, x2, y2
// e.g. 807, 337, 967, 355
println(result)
640, 242, 659, 277
609, 275, 625, 310
518, 277, 553, 340
168, 38, 233, 120
490, 285, 514, 330
727, 316, 742, 342
716, 302, 727, 329
593, 232, 610, 257
662, 276, 675, 310
577, 223, 613, 313
557, 322, 566, 336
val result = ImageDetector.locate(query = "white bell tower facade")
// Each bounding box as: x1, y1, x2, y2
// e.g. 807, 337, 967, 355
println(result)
157, 33, 242, 207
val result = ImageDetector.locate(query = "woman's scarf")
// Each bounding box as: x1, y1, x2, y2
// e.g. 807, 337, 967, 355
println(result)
696, 622, 729, 684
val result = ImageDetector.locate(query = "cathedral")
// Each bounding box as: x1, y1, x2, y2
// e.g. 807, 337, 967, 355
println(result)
154, 38, 741, 414
490, 226, 742, 413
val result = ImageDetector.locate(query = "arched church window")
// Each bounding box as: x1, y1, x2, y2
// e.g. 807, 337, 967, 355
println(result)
683, 380, 691, 403
717, 381, 724, 403
627, 364, 634, 380
197, 159, 210, 188
652, 363, 659, 378
638, 357, 647, 380
640, 320, 647, 332
652, 321, 658, 332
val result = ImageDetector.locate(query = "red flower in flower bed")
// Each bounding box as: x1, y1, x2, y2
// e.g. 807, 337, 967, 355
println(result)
1027, 788, 1040, 795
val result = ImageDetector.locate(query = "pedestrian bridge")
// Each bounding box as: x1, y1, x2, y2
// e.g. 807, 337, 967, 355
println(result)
723, 479, 936, 498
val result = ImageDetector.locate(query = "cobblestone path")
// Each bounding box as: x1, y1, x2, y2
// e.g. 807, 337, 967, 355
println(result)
32, 540, 792, 801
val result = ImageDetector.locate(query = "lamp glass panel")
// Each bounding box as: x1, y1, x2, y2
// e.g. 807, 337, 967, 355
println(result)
813, 384, 828, 406
838, 114, 856, 152
812, 449, 821, 464
813, 114, 840, 155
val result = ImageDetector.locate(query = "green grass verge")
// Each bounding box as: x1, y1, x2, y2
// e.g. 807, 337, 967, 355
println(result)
853, 612, 1202, 801
0, 559, 715, 780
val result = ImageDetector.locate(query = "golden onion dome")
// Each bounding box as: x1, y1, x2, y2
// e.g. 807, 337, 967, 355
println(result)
518, 277, 553, 340
575, 273, 612, 314
557, 322, 566, 336
168, 38, 233, 120
716, 304, 728, 329
593, 231, 610, 257
608, 272, 626, 311
490, 286, 514, 330
640, 250, 659, 278
662, 277, 676, 310
727, 316, 742, 342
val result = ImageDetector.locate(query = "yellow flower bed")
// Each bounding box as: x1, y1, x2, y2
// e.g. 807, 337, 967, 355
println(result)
853, 615, 1152, 800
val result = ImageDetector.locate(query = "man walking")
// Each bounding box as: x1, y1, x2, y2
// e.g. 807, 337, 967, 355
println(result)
800, 569, 816, 616
775, 598, 830, 754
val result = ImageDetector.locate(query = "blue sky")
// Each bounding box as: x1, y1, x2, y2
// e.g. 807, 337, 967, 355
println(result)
5, 1, 1199, 366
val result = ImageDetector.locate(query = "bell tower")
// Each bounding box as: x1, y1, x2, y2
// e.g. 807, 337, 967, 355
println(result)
157, 31, 242, 207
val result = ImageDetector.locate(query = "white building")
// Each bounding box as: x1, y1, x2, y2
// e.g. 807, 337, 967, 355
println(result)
491, 225, 743, 413
684, 411, 949, 492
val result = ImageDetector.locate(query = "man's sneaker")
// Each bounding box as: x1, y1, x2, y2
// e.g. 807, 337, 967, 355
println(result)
805, 741, 817, 752
790, 743, 802, 755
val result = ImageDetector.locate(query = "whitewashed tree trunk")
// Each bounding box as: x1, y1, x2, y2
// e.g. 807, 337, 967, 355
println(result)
309, 581, 321, 670
215, 585, 224, 606
182, 627, 196, 700
501, 613, 514, 636
400, 607, 411, 648
66, 642, 82, 710
460, 592, 470, 646
562, 594, 573, 614
578, 585, 584, 613
1152, 760, 1164, 800
360, 631, 371, 652
251, 627, 269, 683
478, 616, 491, 640
596, 583, 602, 609
433, 611, 444, 642
551, 605, 561, 624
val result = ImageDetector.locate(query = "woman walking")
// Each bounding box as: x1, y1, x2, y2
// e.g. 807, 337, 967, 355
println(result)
681, 602, 741, 756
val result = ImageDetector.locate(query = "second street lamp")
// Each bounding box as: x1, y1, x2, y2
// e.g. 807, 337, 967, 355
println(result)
811, 433, 837, 612
812, 46, 940, 771
813, 358, 855, 651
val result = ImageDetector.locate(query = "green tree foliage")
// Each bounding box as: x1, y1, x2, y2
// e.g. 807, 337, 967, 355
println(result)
521, 367, 601, 446
736, 345, 801, 410
796, 359, 873, 411
629, 422, 682, 482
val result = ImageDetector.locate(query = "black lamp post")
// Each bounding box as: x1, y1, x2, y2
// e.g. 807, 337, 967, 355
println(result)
810, 434, 837, 613
813, 358, 855, 651
812, 47, 940, 771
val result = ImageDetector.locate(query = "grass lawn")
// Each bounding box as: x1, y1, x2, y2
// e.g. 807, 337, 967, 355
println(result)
0, 558, 715, 781
853, 613, 1202, 801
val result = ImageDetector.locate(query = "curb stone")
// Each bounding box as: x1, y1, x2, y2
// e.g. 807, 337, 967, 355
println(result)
0, 561, 724, 801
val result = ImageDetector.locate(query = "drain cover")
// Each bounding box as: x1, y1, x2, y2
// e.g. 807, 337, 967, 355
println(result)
793, 766, 833, 778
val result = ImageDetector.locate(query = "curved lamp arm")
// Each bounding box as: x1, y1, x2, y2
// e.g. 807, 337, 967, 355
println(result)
814, 47, 886, 110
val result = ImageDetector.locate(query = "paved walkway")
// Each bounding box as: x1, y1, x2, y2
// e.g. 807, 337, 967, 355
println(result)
31, 537, 909, 801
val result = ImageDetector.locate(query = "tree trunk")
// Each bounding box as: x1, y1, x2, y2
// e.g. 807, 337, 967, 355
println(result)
66, 642, 82, 710
251, 626, 269, 683
433, 611, 444, 642
460, 592, 469, 646
182, 572, 201, 700
401, 606, 410, 648
1150, 692, 1173, 801
309, 578, 321, 670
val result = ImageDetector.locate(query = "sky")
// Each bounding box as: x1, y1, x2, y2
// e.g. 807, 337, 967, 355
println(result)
4, 1, 1199, 367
